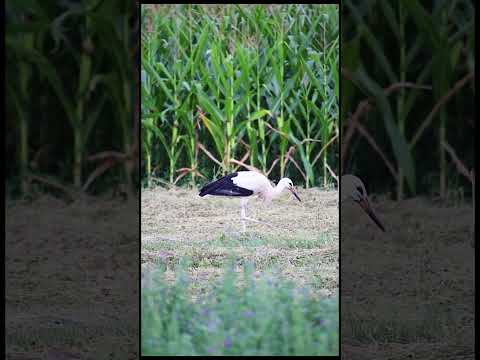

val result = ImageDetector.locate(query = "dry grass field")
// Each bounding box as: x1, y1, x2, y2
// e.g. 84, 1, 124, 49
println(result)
141, 187, 339, 297
5, 196, 139, 359
341, 197, 474, 359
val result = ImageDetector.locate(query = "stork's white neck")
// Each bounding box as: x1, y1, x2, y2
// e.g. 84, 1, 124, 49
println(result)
272, 182, 287, 197
259, 181, 282, 204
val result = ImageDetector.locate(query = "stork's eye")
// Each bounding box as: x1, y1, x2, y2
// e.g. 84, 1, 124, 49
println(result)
356, 186, 364, 195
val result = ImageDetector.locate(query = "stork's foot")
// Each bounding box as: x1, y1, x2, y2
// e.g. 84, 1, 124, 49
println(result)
241, 216, 272, 227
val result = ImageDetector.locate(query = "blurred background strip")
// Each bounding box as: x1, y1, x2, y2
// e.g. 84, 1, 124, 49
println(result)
5, 1, 139, 359
340, 0, 474, 358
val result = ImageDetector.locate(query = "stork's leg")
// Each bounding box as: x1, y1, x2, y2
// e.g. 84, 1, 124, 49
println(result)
240, 198, 247, 232
240, 197, 272, 229
243, 216, 272, 227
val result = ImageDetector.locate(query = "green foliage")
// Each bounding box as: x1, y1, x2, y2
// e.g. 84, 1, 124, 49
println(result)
5, 1, 138, 195
141, 4, 339, 188
142, 262, 339, 356
342, 0, 474, 198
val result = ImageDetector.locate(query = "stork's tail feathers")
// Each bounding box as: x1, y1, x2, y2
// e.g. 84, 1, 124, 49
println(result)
199, 176, 228, 197
199, 183, 214, 197
199, 172, 254, 197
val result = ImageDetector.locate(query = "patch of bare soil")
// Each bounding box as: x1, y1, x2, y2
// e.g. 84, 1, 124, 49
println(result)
341, 197, 474, 359
5, 195, 139, 359
141, 187, 339, 297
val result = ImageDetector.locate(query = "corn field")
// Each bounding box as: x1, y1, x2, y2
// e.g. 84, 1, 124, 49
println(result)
141, 5, 339, 188
5, 1, 138, 197
341, 0, 475, 200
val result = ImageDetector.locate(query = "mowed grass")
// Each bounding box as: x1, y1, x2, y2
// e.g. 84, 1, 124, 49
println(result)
341, 197, 474, 359
5, 196, 139, 359
141, 187, 339, 355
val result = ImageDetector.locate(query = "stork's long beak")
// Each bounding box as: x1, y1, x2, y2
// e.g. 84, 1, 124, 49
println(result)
289, 186, 301, 202
357, 198, 385, 232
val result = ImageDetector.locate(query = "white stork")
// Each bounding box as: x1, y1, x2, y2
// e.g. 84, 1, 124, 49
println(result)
199, 171, 301, 231
341, 174, 385, 232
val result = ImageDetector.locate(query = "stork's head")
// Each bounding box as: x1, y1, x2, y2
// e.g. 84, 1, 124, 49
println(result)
341, 175, 367, 203
341, 175, 385, 232
278, 178, 301, 202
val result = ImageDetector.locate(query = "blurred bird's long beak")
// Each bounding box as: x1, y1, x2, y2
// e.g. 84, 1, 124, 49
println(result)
289, 187, 301, 202
357, 198, 385, 232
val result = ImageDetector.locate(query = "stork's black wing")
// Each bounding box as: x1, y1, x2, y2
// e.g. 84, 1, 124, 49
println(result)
199, 172, 254, 197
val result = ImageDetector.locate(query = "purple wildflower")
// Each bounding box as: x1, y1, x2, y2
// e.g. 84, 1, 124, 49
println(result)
242, 310, 255, 318
224, 336, 233, 348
